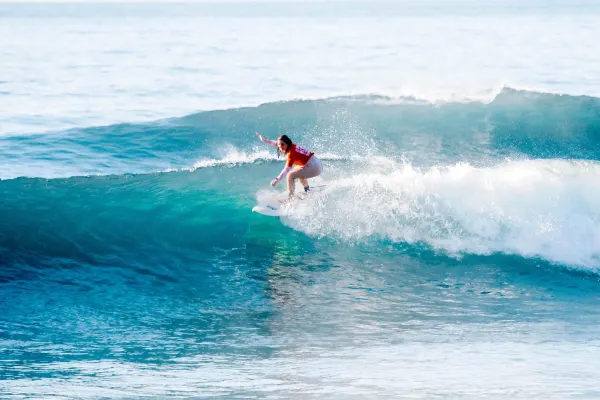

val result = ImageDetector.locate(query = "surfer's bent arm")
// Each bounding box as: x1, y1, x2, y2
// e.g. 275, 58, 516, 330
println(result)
276, 157, 294, 182
275, 166, 292, 182
256, 132, 277, 148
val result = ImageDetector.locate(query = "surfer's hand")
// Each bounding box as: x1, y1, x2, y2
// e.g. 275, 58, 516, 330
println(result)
270, 179, 278, 187
256, 132, 262, 139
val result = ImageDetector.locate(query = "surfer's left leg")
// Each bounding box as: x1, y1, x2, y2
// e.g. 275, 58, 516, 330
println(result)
299, 178, 310, 192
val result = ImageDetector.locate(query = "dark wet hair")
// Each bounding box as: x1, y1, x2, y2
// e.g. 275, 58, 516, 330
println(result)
277, 135, 293, 153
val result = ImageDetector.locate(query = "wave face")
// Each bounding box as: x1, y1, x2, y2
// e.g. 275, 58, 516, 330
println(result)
2, 88, 600, 272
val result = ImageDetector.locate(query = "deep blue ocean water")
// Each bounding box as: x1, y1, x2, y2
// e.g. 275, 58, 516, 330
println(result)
2, 2, 600, 398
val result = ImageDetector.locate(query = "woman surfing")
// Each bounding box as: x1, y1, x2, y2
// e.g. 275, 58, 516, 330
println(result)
256, 132, 323, 198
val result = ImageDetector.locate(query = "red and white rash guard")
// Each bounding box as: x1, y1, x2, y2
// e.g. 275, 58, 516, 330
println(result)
259, 136, 314, 182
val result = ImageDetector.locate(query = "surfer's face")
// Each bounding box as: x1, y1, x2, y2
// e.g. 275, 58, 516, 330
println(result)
277, 140, 288, 153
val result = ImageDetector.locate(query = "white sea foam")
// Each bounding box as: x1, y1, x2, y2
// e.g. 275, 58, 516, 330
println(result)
283, 158, 600, 270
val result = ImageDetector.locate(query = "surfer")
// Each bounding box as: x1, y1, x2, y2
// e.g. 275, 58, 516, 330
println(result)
256, 132, 323, 197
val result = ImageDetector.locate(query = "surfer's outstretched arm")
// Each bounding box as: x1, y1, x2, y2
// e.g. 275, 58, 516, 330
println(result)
256, 132, 277, 149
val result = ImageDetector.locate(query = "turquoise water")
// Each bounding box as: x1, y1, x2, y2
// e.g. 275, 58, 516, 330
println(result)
2, 2, 600, 399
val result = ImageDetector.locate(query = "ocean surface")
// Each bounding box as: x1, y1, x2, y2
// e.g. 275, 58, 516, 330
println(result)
2, 1, 600, 399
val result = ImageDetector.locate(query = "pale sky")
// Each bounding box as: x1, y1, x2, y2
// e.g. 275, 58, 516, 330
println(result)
1, 0, 325, 2
1, 0, 306, 3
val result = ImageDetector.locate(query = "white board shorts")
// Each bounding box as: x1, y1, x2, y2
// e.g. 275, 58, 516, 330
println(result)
294, 155, 323, 179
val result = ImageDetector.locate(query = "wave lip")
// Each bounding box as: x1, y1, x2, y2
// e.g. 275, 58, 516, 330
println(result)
186, 146, 350, 171
189, 147, 277, 170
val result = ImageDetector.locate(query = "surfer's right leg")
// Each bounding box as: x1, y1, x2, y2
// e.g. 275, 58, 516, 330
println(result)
286, 170, 298, 197
295, 157, 323, 192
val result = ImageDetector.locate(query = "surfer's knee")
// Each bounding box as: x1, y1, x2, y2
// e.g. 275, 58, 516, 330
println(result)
287, 170, 298, 182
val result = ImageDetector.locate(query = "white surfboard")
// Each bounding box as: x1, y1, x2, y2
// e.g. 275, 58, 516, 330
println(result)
252, 192, 297, 217
252, 202, 286, 217
252, 185, 326, 217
